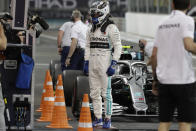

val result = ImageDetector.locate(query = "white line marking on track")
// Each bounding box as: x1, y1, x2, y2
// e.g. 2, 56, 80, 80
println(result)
35, 84, 44, 87
40, 34, 57, 40
35, 63, 49, 66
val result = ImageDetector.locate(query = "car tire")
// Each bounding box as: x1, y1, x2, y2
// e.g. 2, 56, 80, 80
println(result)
63, 70, 83, 106
49, 59, 60, 87
54, 63, 62, 88
72, 76, 90, 117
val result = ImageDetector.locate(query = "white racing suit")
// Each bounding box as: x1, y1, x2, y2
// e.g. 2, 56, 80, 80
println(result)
85, 24, 122, 119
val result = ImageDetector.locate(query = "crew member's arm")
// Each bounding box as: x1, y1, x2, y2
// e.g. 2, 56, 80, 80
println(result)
139, 39, 154, 65
57, 24, 65, 54
0, 23, 7, 50
57, 30, 64, 48
151, 47, 158, 96
65, 38, 78, 65
58, 23, 68, 54
183, 18, 196, 54
184, 38, 196, 54
109, 24, 122, 61
65, 24, 79, 66
151, 47, 157, 78
151, 28, 160, 96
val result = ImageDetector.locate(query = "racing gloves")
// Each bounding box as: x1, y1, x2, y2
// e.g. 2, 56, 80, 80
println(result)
83, 61, 89, 75
106, 60, 117, 76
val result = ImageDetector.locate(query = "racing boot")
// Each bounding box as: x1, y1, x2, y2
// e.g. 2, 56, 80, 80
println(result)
92, 118, 103, 127
103, 118, 111, 128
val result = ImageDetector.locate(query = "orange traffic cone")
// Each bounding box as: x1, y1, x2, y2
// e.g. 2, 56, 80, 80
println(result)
46, 75, 73, 128
54, 74, 63, 97
36, 70, 50, 112
78, 94, 93, 131
54, 74, 72, 121
37, 75, 54, 122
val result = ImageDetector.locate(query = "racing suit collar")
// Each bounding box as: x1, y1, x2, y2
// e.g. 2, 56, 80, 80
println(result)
75, 20, 82, 24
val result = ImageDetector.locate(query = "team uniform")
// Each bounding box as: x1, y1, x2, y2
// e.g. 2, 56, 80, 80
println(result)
154, 10, 196, 122
68, 20, 88, 70
84, 1, 122, 128
59, 22, 73, 70
85, 24, 121, 119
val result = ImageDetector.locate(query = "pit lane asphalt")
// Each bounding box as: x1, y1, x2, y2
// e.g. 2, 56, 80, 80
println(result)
33, 30, 196, 131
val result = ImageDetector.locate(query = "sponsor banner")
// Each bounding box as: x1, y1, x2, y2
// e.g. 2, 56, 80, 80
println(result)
29, 0, 128, 18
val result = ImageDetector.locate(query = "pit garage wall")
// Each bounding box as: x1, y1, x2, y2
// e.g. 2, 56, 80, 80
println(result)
125, 12, 169, 38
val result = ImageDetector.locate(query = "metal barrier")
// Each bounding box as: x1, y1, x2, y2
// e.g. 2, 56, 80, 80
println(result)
127, 0, 196, 14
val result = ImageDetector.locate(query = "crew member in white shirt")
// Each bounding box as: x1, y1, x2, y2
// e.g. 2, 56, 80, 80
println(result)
65, 9, 88, 70
151, 0, 196, 130
57, 20, 73, 71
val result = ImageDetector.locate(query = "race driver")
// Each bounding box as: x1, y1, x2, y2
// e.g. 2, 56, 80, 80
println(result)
84, 0, 122, 128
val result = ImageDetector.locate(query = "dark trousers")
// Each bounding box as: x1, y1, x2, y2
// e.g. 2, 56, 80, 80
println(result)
61, 47, 84, 71
159, 83, 196, 122
61, 46, 70, 71
194, 31, 196, 42
68, 48, 84, 70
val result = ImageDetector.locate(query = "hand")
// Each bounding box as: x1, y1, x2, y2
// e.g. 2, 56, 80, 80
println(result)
139, 39, 147, 49
58, 47, 62, 55
106, 60, 117, 76
65, 58, 70, 67
139, 39, 147, 46
0, 23, 5, 35
152, 80, 159, 96
83, 61, 89, 75
0, 23, 3, 32
17, 31, 25, 43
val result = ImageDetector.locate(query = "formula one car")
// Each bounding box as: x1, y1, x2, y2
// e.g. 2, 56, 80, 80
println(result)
60, 45, 158, 117
111, 57, 158, 116
51, 43, 158, 117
